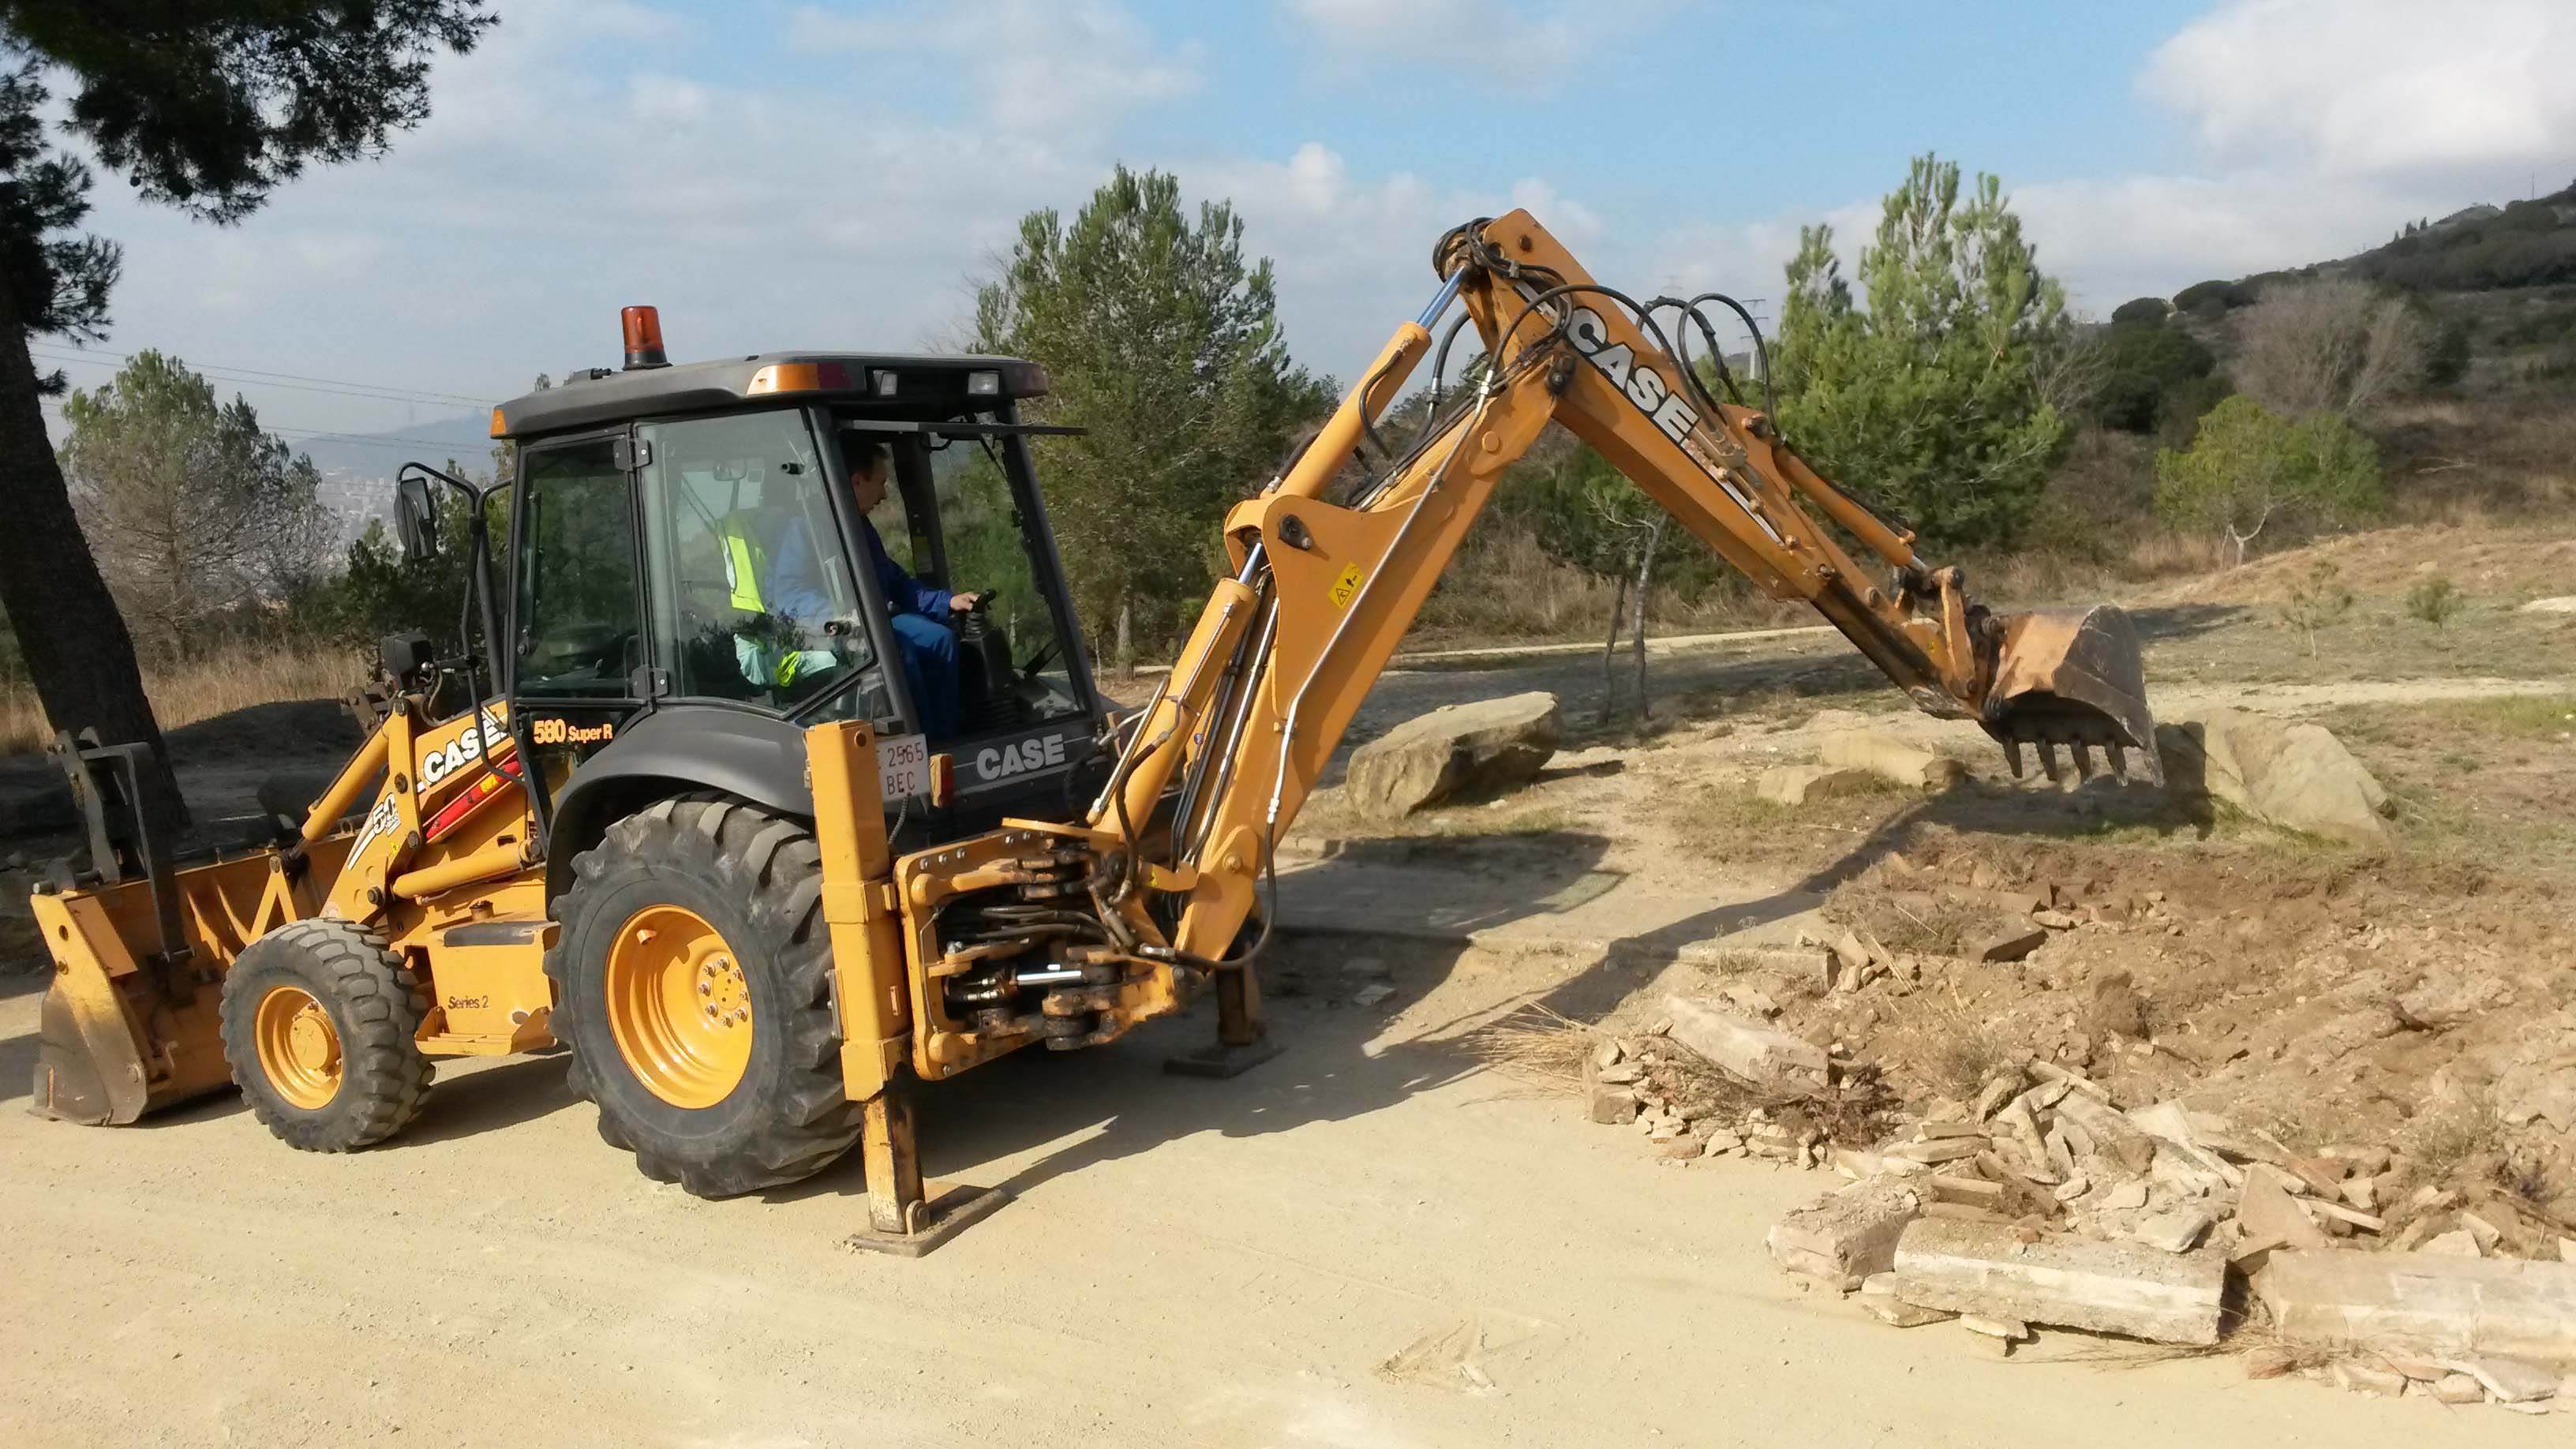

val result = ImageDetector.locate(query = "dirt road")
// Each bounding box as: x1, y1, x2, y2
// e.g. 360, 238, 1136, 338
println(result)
0, 934, 2509, 1448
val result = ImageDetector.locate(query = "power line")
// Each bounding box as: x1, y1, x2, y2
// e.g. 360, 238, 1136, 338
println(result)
26, 342, 495, 409
37, 395, 491, 457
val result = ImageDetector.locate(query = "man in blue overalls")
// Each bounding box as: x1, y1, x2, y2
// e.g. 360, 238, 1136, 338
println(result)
838, 439, 979, 738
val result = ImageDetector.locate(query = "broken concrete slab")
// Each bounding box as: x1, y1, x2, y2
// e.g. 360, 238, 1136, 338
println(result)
1768, 1178, 1920, 1290
1345, 691, 1559, 818
2237, 1170, 2333, 1252
1586, 1084, 1638, 1125
2421, 1229, 2485, 1258
2444, 1356, 2559, 1403
1857, 1274, 1954, 1327
2134, 1207, 2214, 1254
2331, 1360, 2409, 1396
2055, 1091, 2155, 1174
1885, 1218, 2228, 1346
1663, 994, 1829, 1093
1819, 729, 1969, 793
2254, 1250, 2576, 1367
2428, 1372, 2485, 1405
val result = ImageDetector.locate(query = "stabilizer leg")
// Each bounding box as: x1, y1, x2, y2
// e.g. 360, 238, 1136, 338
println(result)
1163, 964, 1282, 1078
842, 1086, 1008, 1257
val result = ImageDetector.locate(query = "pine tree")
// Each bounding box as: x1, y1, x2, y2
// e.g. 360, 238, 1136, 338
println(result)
1769, 154, 2071, 552
0, 2, 492, 829
972, 166, 1331, 661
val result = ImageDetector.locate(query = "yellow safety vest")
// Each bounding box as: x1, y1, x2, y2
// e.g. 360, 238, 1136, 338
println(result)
718, 516, 767, 612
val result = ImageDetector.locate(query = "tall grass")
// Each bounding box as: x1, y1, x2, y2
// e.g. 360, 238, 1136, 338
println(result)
0, 643, 363, 756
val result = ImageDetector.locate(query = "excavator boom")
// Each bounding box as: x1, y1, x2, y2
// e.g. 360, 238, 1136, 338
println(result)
1069, 210, 2158, 968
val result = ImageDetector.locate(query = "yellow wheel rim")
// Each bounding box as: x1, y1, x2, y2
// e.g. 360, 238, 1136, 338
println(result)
605, 904, 753, 1110
254, 986, 344, 1110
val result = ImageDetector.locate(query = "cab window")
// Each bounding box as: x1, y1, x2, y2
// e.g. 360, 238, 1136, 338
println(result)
833, 415, 1090, 737
512, 437, 641, 699
637, 409, 885, 713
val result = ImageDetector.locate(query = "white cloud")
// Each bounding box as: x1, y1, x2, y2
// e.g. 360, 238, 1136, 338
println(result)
790, 1, 1200, 135
1281, 0, 1703, 82
1191, 143, 1616, 383
2146, 0, 2576, 178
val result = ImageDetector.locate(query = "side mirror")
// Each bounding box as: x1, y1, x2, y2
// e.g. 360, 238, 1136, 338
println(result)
394, 476, 441, 564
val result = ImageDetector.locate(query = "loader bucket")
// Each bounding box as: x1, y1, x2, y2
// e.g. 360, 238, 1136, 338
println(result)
26, 865, 257, 1125
1984, 605, 2161, 786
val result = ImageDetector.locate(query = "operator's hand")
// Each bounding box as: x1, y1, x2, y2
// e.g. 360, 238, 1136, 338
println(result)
947, 591, 983, 614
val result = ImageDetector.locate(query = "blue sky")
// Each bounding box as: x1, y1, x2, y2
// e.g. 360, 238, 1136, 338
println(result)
49, 0, 2576, 456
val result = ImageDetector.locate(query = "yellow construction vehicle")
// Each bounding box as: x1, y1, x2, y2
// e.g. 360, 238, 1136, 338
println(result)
28, 212, 2156, 1251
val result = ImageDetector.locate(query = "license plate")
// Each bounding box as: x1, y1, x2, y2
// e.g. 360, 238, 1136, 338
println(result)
877, 732, 931, 801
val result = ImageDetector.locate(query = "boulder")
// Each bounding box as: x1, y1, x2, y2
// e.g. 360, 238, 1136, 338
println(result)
2155, 707, 2391, 846
1820, 729, 1968, 792
1756, 764, 1875, 807
2519, 596, 2576, 615
1344, 691, 1559, 818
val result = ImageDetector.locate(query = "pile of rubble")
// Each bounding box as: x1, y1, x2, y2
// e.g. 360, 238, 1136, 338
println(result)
1578, 994, 2575, 1414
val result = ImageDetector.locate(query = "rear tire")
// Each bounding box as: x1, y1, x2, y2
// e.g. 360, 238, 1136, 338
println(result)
547, 799, 861, 1197
219, 919, 433, 1151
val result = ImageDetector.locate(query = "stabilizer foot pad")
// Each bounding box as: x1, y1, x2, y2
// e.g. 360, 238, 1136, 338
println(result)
841, 1181, 1010, 1258
1163, 1037, 1283, 1079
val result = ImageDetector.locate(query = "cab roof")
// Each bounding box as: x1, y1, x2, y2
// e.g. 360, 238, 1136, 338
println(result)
491, 352, 1050, 441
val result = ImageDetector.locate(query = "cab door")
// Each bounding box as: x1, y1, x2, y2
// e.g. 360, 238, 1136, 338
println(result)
507, 429, 648, 774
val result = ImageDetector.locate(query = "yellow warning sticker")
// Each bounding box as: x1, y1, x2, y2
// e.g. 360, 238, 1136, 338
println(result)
1327, 562, 1365, 609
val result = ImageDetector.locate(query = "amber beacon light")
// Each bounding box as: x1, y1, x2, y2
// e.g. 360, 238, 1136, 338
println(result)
622, 305, 668, 369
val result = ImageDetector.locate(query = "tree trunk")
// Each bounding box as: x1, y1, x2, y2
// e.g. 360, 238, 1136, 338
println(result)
1114, 593, 1133, 669
1631, 519, 1664, 724
1600, 570, 1629, 728
0, 271, 189, 836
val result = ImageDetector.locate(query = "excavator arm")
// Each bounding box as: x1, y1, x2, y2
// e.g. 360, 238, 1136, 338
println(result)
1080, 212, 2155, 959
896, 210, 2155, 1074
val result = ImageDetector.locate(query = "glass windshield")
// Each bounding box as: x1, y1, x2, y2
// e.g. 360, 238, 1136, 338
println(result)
833, 412, 1088, 739
514, 436, 641, 698
637, 409, 886, 714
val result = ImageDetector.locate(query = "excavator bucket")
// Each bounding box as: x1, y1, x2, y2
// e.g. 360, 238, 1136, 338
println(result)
1984, 605, 2162, 786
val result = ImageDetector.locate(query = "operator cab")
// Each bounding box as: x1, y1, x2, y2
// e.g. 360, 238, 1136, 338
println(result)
475, 307, 1109, 837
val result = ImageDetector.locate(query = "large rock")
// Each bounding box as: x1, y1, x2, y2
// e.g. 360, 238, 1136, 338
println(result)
2155, 706, 2391, 846
1344, 691, 1559, 818
2519, 596, 2576, 615
1820, 729, 1968, 792
1755, 764, 1874, 807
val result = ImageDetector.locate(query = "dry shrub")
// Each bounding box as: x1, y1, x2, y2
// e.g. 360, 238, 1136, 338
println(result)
1825, 876, 1987, 958
1460, 1002, 1597, 1087
1874, 1000, 2016, 1102
0, 642, 362, 755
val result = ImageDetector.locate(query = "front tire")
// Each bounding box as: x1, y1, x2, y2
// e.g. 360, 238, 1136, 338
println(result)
219, 919, 433, 1151
547, 799, 861, 1197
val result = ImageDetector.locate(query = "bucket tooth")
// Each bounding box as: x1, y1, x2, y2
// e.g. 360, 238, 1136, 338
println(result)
2001, 738, 2026, 779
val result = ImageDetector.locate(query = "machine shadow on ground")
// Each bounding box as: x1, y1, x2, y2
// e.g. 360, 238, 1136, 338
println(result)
768, 829, 1627, 1206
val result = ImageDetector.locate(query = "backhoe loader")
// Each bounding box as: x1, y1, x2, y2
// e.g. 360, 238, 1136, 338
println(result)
28, 212, 2158, 1251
